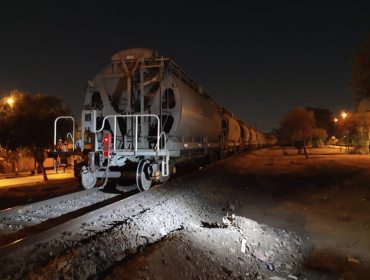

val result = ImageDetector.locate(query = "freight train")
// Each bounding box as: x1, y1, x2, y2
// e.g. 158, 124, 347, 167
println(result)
54, 48, 277, 191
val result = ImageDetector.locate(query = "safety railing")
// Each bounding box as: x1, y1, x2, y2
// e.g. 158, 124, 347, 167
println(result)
96, 114, 166, 152
168, 61, 214, 101
154, 132, 167, 150
54, 117, 75, 151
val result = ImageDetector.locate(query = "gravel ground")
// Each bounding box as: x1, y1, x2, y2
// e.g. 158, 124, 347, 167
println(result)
1, 146, 369, 280
1, 175, 307, 280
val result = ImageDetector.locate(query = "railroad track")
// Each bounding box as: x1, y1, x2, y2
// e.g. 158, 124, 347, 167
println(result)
0, 157, 229, 262
0, 186, 164, 260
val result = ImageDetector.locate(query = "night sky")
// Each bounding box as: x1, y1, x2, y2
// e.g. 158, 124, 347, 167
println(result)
1, 1, 369, 133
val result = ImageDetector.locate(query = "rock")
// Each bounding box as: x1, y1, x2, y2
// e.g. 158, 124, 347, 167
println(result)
229, 204, 235, 211
124, 248, 136, 256
58, 260, 67, 270
253, 251, 267, 262
116, 237, 124, 243
288, 275, 298, 280
98, 251, 105, 258
348, 258, 360, 264
241, 239, 246, 253
222, 217, 231, 226
159, 228, 167, 236
138, 230, 151, 238
63, 263, 71, 273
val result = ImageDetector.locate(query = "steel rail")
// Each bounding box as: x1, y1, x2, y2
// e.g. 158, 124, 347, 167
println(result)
0, 187, 157, 260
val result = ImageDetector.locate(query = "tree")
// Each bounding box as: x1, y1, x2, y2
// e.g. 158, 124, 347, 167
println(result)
0, 147, 28, 175
311, 128, 328, 147
278, 107, 316, 145
336, 100, 370, 154
349, 33, 370, 103
305, 107, 335, 138
0, 90, 71, 181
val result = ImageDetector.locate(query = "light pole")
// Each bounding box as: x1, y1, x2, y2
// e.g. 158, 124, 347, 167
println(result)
340, 112, 347, 152
331, 136, 335, 148
333, 118, 338, 148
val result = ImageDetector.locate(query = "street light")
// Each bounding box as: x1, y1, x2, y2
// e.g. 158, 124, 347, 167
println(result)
7, 98, 13, 104
334, 118, 338, 122
341, 112, 349, 152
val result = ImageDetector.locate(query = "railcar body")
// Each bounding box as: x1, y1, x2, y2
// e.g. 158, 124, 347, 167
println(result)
54, 48, 276, 191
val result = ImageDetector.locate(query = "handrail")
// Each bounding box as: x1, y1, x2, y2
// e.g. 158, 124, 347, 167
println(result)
54, 117, 75, 151
67, 132, 73, 143
168, 60, 214, 101
96, 114, 164, 152
155, 131, 167, 150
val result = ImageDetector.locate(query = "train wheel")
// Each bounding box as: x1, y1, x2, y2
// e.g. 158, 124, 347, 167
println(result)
80, 166, 97, 189
136, 160, 152, 192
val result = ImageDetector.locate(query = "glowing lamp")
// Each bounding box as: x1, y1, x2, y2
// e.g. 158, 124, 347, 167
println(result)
103, 133, 112, 157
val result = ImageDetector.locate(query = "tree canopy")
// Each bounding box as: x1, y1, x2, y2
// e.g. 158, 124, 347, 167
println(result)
311, 127, 328, 147
334, 100, 370, 153
279, 107, 316, 145
0, 90, 71, 180
305, 107, 335, 137
349, 33, 370, 103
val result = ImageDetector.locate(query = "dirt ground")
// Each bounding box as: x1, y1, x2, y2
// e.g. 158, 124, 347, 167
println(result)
1, 146, 369, 280
112, 145, 369, 280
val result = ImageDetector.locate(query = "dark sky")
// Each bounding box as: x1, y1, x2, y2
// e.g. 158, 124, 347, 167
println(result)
1, 0, 369, 132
